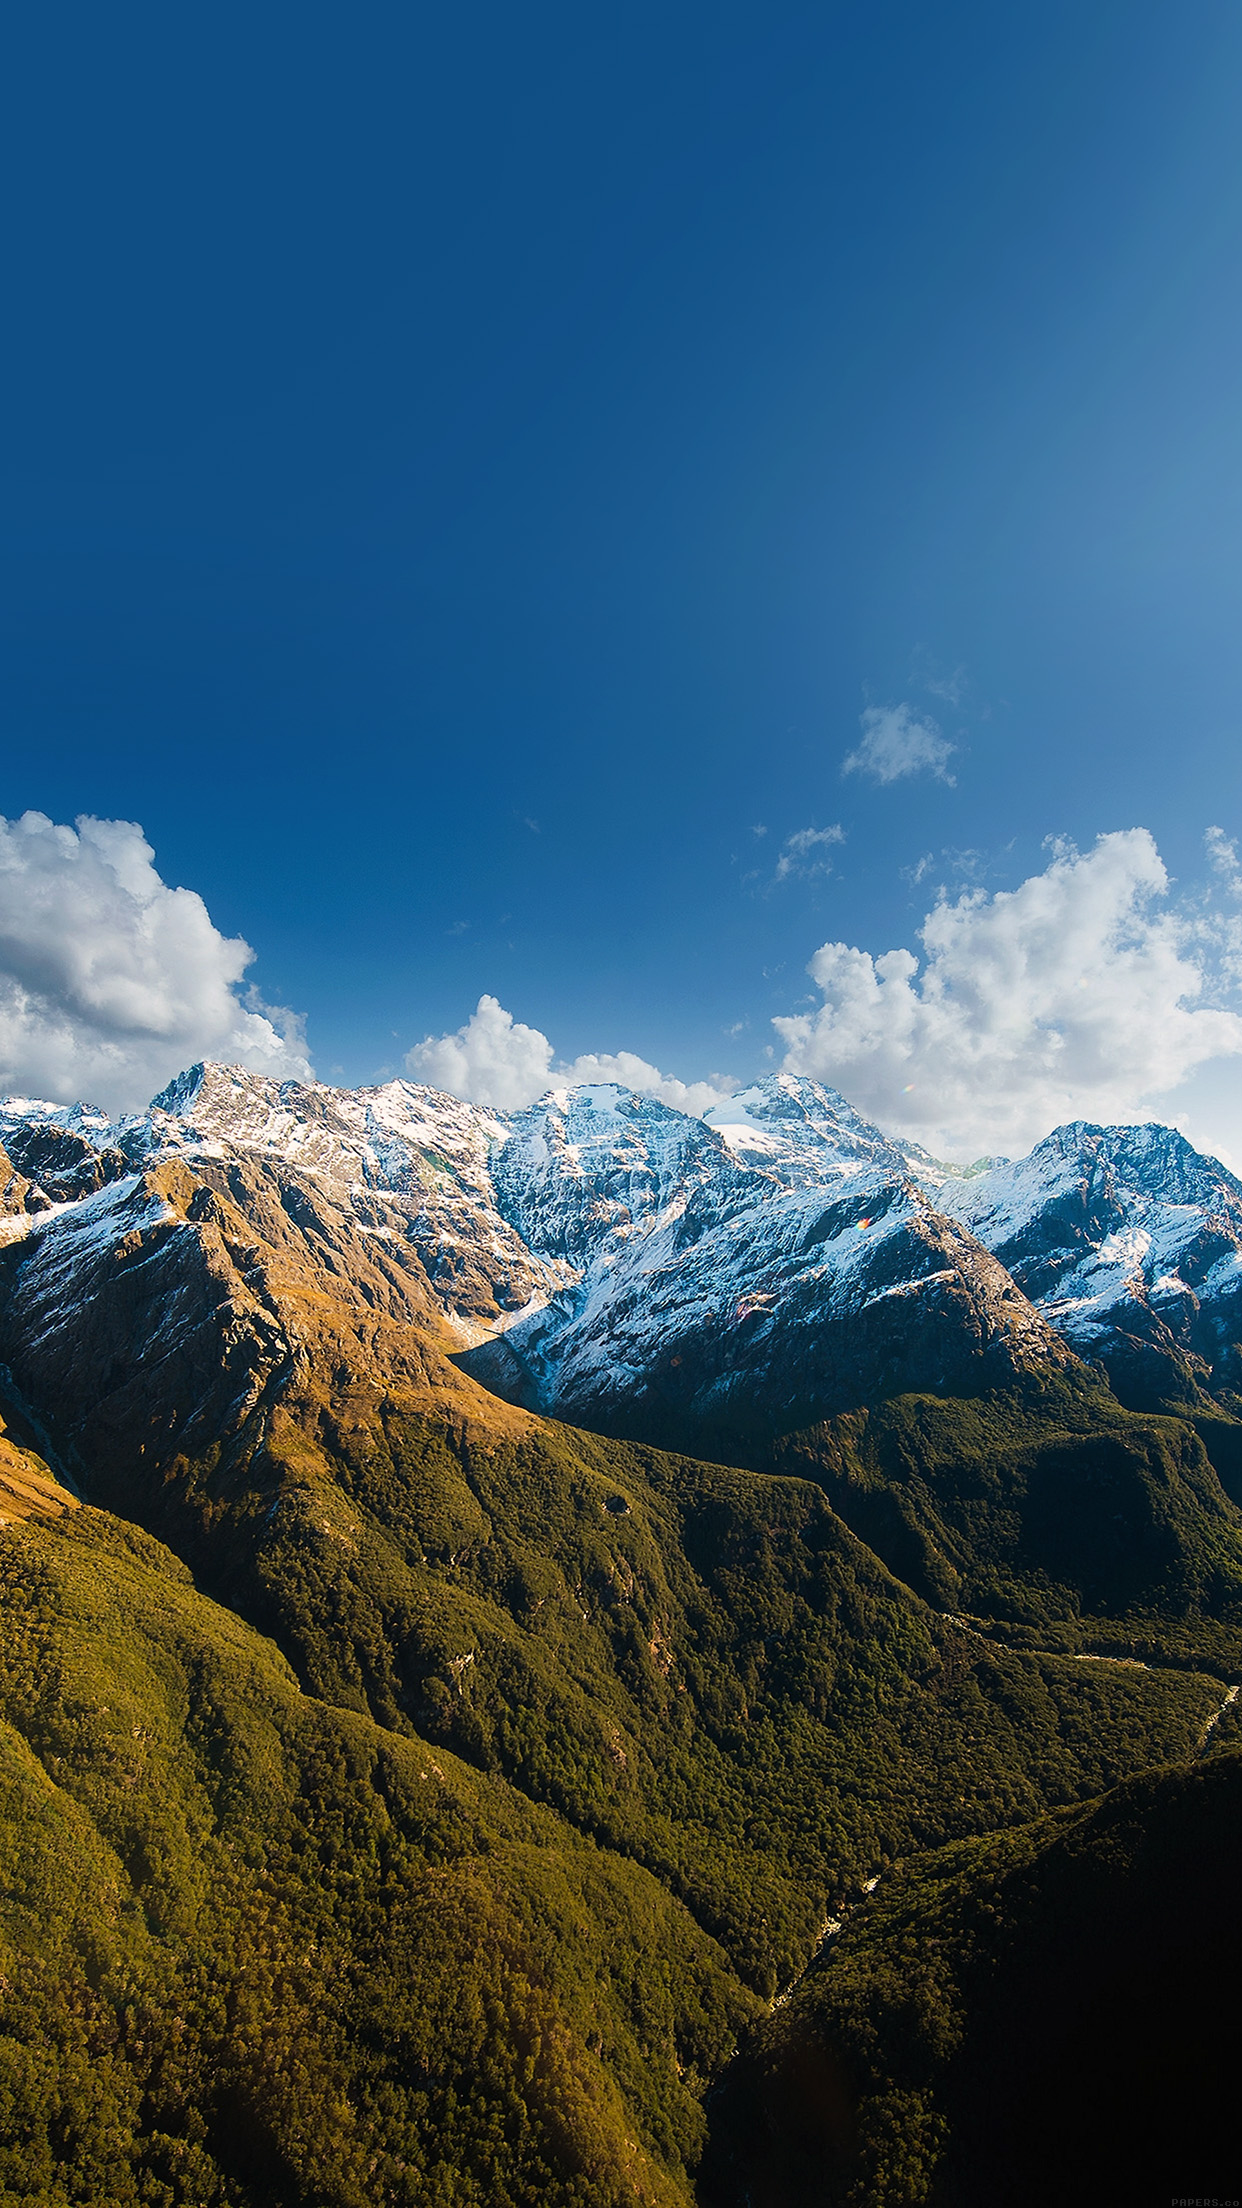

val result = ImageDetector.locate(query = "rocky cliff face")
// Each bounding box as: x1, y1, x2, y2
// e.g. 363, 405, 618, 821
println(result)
0, 1093, 541, 1613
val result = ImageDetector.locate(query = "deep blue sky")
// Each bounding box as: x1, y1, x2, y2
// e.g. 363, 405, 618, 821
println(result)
4, 1, 1242, 1148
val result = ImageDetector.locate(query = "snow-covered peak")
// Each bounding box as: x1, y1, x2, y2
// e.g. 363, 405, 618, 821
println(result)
491, 1082, 769, 1264
6, 1061, 1242, 1419
703, 1072, 919, 1186
938, 1116, 1242, 1401
944, 1120, 1242, 1255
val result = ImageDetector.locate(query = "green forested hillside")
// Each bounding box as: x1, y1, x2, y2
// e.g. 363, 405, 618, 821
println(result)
0, 1416, 1229, 2204
2, 1147, 1239, 2201
770, 1379, 1242, 1671
701, 1742, 1242, 2207
89, 1385, 1228, 1996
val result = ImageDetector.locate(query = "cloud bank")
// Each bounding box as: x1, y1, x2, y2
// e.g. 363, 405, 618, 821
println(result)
407, 994, 733, 1115
775, 829, 1242, 1158
0, 812, 311, 1111
843, 702, 957, 785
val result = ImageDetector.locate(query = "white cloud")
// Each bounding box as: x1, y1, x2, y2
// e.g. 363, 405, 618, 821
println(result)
406, 993, 734, 1115
773, 824, 845, 882
406, 996, 553, 1111
843, 703, 956, 785
774, 829, 1242, 1158
1206, 823, 1242, 894
0, 812, 311, 1111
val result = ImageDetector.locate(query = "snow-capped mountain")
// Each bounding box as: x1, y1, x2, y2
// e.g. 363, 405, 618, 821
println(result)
701, 1077, 918, 1185
469, 1080, 1070, 1448
0, 1060, 573, 1337
939, 1121, 1242, 1405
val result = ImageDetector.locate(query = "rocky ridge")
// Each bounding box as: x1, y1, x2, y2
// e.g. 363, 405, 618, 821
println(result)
470, 1083, 1070, 1451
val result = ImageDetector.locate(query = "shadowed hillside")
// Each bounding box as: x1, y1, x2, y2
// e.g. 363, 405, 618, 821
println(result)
700, 1744, 1242, 2207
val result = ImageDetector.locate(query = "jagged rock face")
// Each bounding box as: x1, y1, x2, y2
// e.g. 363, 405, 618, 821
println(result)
0, 1121, 130, 1206
468, 1080, 1074, 1448
941, 1122, 1242, 1406
492, 1084, 771, 1262
0, 1142, 531, 1566
0, 1062, 570, 1338
0, 1065, 1075, 1477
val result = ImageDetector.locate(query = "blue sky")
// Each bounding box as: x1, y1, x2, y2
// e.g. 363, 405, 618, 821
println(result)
3, 2, 1242, 1160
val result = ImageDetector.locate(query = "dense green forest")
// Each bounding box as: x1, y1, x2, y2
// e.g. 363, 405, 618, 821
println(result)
82, 1381, 1233, 1993
0, 1506, 752, 2205
701, 1742, 1242, 2206
769, 1376, 1242, 1672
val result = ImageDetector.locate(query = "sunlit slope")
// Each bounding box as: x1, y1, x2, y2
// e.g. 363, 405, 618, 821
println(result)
0, 1504, 759, 2208
701, 1742, 1242, 2208
1, 1078, 1241, 2201
0, 1410, 77, 1528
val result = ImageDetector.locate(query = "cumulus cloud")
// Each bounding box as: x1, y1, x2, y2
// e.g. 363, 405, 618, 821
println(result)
773, 824, 845, 882
406, 994, 734, 1115
843, 702, 956, 785
774, 829, 1242, 1158
0, 812, 311, 1111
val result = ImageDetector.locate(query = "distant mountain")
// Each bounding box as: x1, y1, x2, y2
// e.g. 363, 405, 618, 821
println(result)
702, 1075, 925, 1184
939, 1119, 1242, 1409
4, 1060, 1242, 1664
469, 1080, 1073, 1454
8, 1067, 1237, 1437
1, 1057, 565, 1331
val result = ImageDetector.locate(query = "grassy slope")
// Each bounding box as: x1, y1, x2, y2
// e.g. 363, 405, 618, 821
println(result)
700, 1741, 1242, 2207
3, 1160, 1239, 2199
0, 1400, 1227, 2204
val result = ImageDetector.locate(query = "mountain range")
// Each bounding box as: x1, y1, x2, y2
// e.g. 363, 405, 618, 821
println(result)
0, 1060, 1238, 2203
8, 1060, 1241, 1425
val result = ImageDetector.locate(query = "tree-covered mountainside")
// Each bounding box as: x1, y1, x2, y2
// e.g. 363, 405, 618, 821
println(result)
0, 1502, 757, 2206
769, 1379, 1242, 1672
0, 1153, 1224, 2003
700, 1741, 1242, 2208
